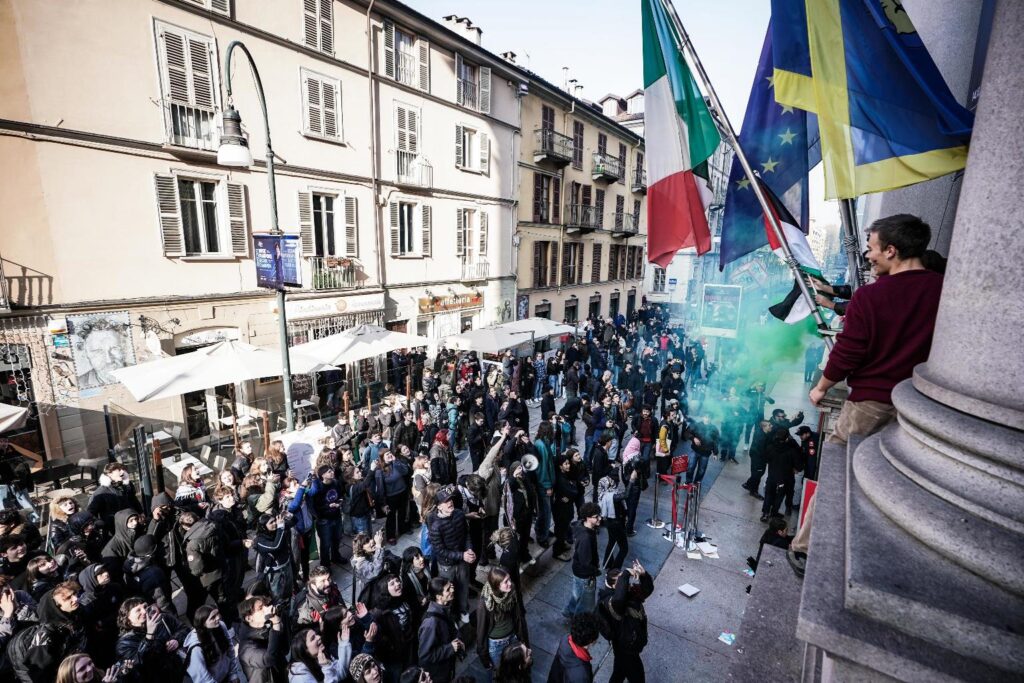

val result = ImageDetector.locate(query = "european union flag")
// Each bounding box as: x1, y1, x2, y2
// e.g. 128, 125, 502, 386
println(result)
771, 0, 973, 200
720, 22, 821, 269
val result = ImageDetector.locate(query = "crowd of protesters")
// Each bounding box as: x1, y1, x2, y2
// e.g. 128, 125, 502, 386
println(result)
0, 301, 818, 683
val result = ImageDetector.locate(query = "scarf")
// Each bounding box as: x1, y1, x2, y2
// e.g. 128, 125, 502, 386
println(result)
480, 581, 516, 615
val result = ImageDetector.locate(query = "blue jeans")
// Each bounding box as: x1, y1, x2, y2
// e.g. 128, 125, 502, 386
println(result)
687, 453, 710, 484
548, 374, 561, 397
350, 515, 371, 535
563, 575, 597, 617
315, 518, 342, 565
534, 378, 545, 401
487, 635, 518, 674
535, 491, 552, 543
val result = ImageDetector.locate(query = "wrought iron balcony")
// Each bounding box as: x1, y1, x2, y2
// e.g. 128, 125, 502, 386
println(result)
592, 152, 624, 182
162, 100, 218, 151
565, 203, 601, 233
458, 79, 479, 110
461, 260, 489, 282
533, 129, 574, 167
396, 151, 433, 187
632, 168, 647, 193
612, 212, 640, 237
309, 256, 361, 290
395, 51, 418, 87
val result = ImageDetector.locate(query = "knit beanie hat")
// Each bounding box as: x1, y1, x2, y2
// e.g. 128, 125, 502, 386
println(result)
349, 654, 378, 681
133, 534, 157, 557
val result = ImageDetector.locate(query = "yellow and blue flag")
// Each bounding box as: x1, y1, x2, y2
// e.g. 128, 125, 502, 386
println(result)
771, 0, 974, 199
720, 21, 821, 268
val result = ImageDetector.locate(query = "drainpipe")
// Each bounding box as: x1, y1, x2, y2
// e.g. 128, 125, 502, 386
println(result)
366, 1, 386, 291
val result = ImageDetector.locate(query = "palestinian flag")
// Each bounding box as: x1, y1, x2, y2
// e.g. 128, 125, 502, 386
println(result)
642, 0, 721, 268
761, 179, 823, 323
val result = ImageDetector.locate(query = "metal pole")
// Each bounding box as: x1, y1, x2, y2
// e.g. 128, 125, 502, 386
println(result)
102, 404, 116, 463
646, 473, 665, 529
659, 0, 834, 350
223, 40, 295, 432
839, 198, 865, 291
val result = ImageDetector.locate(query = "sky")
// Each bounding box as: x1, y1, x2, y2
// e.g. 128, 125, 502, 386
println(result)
407, 0, 839, 225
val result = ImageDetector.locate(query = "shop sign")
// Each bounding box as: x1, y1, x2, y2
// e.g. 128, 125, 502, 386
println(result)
418, 293, 483, 314
278, 292, 386, 319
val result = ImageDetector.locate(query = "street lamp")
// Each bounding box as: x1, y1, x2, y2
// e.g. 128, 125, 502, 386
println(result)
218, 40, 295, 432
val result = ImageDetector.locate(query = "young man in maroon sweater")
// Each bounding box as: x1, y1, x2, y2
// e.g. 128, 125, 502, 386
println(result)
793, 215, 944, 567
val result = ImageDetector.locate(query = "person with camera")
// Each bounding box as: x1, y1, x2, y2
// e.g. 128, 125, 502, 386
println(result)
254, 512, 296, 605
237, 596, 287, 683
311, 465, 346, 568
372, 449, 411, 545
87, 463, 142, 535
597, 560, 654, 683
282, 474, 316, 585
416, 577, 465, 683
114, 598, 189, 683
122, 534, 175, 616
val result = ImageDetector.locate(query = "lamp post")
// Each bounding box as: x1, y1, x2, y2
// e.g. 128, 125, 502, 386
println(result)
217, 40, 295, 432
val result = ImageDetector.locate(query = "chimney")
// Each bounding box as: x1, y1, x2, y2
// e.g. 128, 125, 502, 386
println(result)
442, 14, 483, 46
500, 51, 517, 65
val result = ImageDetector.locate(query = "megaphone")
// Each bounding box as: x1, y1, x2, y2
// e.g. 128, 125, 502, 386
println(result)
521, 454, 539, 472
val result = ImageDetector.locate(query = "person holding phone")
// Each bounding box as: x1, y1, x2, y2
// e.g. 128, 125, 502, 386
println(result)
114, 599, 189, 683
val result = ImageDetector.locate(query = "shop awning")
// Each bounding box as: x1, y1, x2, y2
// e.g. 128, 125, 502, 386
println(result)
289, 323, 429, 366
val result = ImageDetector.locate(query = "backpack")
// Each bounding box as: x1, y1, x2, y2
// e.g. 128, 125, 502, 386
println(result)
597, 595, 648, 652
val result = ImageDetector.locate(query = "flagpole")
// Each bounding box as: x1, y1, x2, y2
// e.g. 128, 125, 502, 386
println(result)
839, 198, 866, 291
659, 0, 834, 349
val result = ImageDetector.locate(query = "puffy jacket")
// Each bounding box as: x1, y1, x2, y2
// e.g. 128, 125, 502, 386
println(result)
426, 508, 468, 566
182, 518, 223, 587
237, 622, 287, 683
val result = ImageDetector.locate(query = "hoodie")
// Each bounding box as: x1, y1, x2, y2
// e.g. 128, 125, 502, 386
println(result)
78, 563, 124, 647
101, 508, 139, 560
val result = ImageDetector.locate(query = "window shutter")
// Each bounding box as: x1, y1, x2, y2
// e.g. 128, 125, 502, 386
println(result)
455, 208, 465, 256
618, 143, 627, 181
407, 108, 419, 153
298, 191, 314, 256
322, 80, 338, 138
383, 20, 396, 79
532, 174, 543, 223
533, 242, 543, 288
479, 66, 491, 114
389, 201, 400, 256
226, 182, 249, 256
344, 195, 358, 257
210, 0, 230, 16
615, 195, 625, 228
595, 189, 605, 228
633, 199, 641, 225
592, 243, 602, 282
160, 31, 190, 104
608, 244, 618, 280
396, 106, 407, 152
478, 212, 489, 256
421, 204, 432, 257
479, 133, 490, 175
305, 74, 322, 135
319, 0, 333, 53
561, 244, 570, 285
303, 0, 318, 50
455, 124, 464, 168
153, 174, 184, 257
455, 53, 464, 106
576, 245, 584, 284
418, 38, 430, 92
188, 38, 214, 109
552, 177, 561, 223
550, 241, 559, 286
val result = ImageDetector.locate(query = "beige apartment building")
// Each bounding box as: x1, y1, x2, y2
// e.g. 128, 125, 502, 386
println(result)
513, 79, 647, 326
0, 0, 521, 462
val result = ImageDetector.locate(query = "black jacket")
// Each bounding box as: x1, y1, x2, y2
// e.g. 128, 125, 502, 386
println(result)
571, 523, 599, 580
114, 613, 190, 683
182, 518, 223, 587
597, 572, 653, 654
475, 592, 530, 668
9, 592, 88, 683
123, 552, 175, 614
541, 394, 557, 421
237, 622, 288, 683
101, 508, 139, 561
87, 481, 142, 533
546, 634, 594, 683
417, 601, 459, 683
426, 509, 469, 566
765, 431, 802, 480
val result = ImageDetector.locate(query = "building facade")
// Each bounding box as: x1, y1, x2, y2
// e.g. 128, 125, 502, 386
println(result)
0, 0, 519, 461
513, 83, 647, 326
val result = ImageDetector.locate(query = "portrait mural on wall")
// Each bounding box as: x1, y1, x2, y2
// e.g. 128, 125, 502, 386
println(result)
67, 311, 136, 390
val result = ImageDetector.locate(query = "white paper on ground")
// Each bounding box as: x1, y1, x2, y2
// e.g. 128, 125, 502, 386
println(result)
686, 550, 702, 560
697, 541, 718, 555
678, 583, 700, 597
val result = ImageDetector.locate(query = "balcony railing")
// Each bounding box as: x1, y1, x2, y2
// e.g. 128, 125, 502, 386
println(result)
461, 260, 489, 282
0, 257, 9, 312
565, 203, 600, 232
459, 79, 479, 110
396, 150, 433, 187
531, 201, 552, 224
395, 50, 418, 87
592, 152, 624, 182
612, 212, 640, 237
163, 100, 218, 151
632, 168, 647, 193
309, 256, 361, 290
533, 128, 574, 166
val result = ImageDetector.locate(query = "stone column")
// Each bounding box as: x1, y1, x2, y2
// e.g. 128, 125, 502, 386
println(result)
797, 2, 1024, 680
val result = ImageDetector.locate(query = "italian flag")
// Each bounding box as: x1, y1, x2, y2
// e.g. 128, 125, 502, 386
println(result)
642, 0, 721, 268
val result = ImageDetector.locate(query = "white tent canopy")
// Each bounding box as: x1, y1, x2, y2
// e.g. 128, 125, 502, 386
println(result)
112, 340, 337, 402
0, 403, 29, 433
498, 318, 577, 338
290, 324, 429, 366
442, 326, 535, 354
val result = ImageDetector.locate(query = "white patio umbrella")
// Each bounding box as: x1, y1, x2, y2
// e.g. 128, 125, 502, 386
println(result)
499, 317, 578, 338
443, 326, 535, 354
111, 340, 338, 402
0, 403, 29, 433
290, 324, 429, 366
